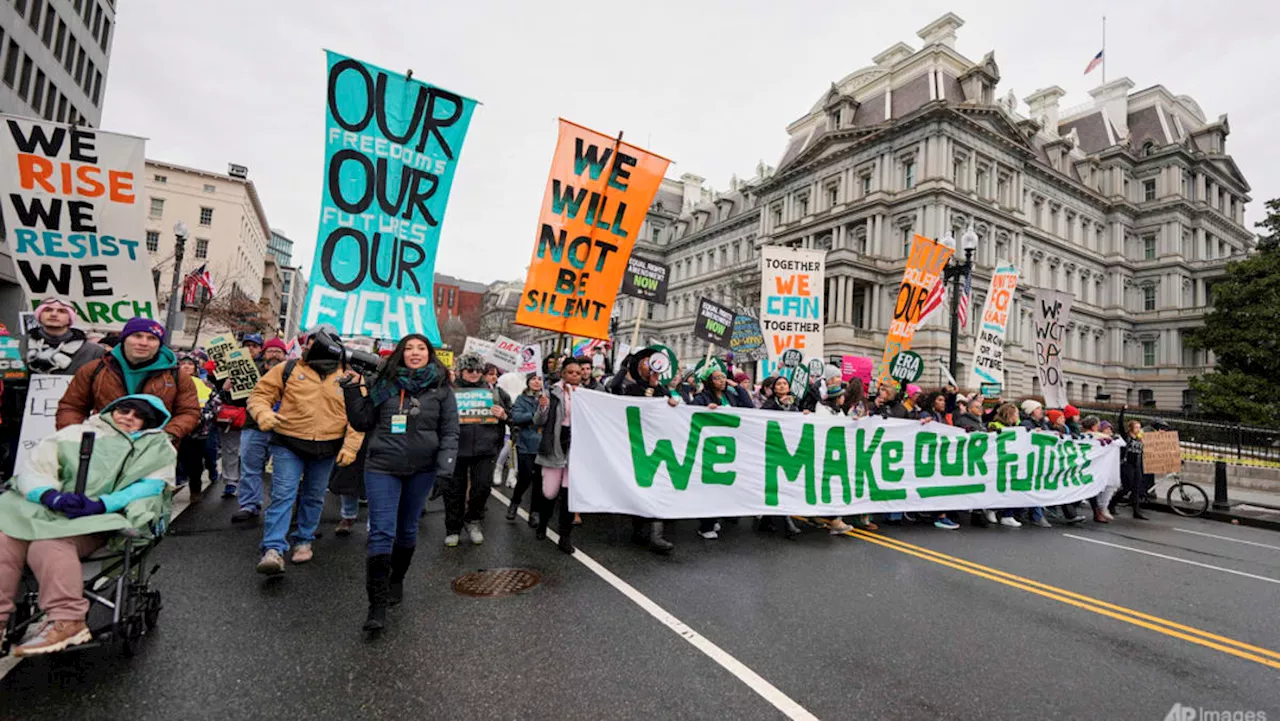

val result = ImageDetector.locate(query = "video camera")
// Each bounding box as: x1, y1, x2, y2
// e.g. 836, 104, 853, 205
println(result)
308, 328, 384, 376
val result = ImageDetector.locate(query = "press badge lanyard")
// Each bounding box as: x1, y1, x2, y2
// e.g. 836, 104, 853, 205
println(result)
391, 390, 409, 434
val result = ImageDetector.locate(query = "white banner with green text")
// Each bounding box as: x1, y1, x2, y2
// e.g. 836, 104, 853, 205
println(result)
568, 390, 1120, 517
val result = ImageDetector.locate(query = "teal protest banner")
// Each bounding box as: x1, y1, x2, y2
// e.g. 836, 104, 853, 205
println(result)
568, 390, 1120, 518
303, 52, 478, 344
456, 388, 496, 424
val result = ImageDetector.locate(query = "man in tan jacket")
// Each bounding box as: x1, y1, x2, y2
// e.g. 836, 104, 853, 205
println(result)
248, 327, 363, 575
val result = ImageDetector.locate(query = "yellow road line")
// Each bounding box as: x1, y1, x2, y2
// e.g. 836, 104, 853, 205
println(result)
801, 520, 1280, 670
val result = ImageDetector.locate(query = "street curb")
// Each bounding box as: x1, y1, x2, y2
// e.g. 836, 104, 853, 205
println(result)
1147, 501, 1280, 533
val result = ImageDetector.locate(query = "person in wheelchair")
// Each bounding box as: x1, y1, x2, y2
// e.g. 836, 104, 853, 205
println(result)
0, 394, 175, 656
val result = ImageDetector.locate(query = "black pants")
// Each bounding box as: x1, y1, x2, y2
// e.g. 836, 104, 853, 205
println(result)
510, 452, 540, 509
177, 435, 210, 489
445, 455, 497, 533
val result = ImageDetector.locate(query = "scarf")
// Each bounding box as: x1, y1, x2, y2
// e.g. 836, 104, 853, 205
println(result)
26, 327, 87, 372
370, 365, 439, 406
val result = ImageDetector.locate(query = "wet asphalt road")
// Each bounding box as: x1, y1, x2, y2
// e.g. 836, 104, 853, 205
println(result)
2, 486, 1278, 721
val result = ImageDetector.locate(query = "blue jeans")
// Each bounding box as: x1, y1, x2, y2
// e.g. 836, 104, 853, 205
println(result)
236, 429, 273, 513
364, 470, 436, 556
261, 444, 336, 554
340, 494, 360, 520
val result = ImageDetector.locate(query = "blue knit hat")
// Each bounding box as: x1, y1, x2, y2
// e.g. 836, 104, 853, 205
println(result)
120, 318, 166, 344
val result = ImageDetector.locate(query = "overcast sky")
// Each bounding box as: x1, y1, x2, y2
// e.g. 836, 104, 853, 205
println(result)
102, 0, 1280, 286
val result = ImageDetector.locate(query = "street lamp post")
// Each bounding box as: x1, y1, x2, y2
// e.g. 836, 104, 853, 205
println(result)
945, 225, 979, 380
165, 222, 189, 333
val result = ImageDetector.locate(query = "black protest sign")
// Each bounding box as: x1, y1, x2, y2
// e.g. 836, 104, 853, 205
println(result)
620, 255, 670, 303
693, 297, 735, 346
224, 349, 261, 400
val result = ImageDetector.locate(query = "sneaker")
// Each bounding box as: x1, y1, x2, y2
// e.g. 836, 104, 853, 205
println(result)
230, 508, 259, 524
1066, 514, 1086, 524
698, 530, 719, 540
291, 544, 314, 564
1033, 516, 1053, 529
444, 534, 460, 547
335, 518, 357, 537
855, 520, 879, 531
1094, 510, 1111, 524
827, 519, 854, 534
934, 517, 960, 530
465, 522, 484, 545
221, 484, 237, 499
505, 504, 518, 522
1101, 508, 1115, 522
712, 522, 722, 532
256, 549, 285, 575
983, 510, 998, 525
13, 620, 91, 657
999, 516, 1022, 528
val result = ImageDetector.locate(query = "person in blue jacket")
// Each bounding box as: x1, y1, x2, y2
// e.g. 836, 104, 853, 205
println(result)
505, 373, 545, 526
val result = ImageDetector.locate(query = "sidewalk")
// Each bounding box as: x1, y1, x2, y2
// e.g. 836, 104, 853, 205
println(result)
1151, 478, 1280, 530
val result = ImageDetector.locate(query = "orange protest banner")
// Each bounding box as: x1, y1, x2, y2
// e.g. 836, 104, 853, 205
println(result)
878, 235, 954, 385
515, 119, 670, 340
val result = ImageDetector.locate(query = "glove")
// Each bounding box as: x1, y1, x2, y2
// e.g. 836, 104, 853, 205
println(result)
38, 489, 62, 509
336, 448, 358, 467
64, 497, 107, 519
49, 492, 90, 514
257, 412, 281, 432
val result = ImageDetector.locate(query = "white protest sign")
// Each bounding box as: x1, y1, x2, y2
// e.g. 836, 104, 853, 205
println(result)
1033, 290, 1074, 409
568, 389, 1120, 517
15, 373, 73, 474
488, 335, 523, 372
760, 246, 824, 378
462, 336, 495, 360
0, 115, 157, 330
968, 261, 1018, 391
517, 344, 543, 376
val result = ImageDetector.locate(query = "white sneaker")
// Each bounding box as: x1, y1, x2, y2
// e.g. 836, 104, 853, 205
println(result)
444, 534, 460, 547
256, 549, 285, 575
827, 519, 854, 534
1033, 516, 1053, 528
1101, 508, 1114, 521
465, 522, 484, 545
999, 516, 1022, 528
698, 530, 719, 539
713, 522, 722, 532
983, 510, 998, 525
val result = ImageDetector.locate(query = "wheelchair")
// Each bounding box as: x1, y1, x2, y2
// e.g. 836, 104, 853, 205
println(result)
2, 526, 164, 658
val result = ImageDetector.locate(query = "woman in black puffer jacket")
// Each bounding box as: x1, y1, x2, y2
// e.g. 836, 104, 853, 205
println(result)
342, 334, 458, 635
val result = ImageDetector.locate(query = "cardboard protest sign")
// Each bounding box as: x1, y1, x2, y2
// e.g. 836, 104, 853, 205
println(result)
1033, 290, 1074, 409
455, 388, 496, 424
516, 119, 670, 340
840, 355, 873, 387
206, 334, 236, 371
517, 344, 543, 375
0, 115, 157, 329
435, 348, 454, 370
729, 310, 765, 361
302, 52, 478, 344
462, 336, 495, 360
693, 297, 735, 347
760, 247, 825, 377
223, 349, 261, 400
569, 390, 1122, 518
1142, 431, 1182, 475
968, 261, 1018, 391
879, 235, 954, 385
15, 374, 73, 473
620, 255, 670, 303
489, 335, 523, 372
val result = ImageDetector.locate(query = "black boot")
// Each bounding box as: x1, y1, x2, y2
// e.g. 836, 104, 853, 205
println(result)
631, 517, 649, 545
363, 555, 392, 633
648, 521, 674, 554
535, 493, 552, 541
556, 490, 575, 554
388, 545, 415, 606
505, 502, 519, 522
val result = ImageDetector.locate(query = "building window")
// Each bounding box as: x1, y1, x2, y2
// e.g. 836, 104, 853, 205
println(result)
74, 46, 85, 85
154, 174, 167, 184
997, 175, 1009, 206
1143, 235, 1156, 260
1142, 179, 1156, 202
31, 69, 44, 110
976, 166, 989, 198
952, 159, 964, 187
200, 184, 215, 194
1139, 388, 1155, 407
796, 194, 809, 217
28, 0, 41, 31
772, 204, 783, 227
199, 207, 213, 226
99, 17, 110, 52
651, 227, 659, 243
145, 231, 159, 253
195, 239, 208, 259
17, 54, 32, 100
91, 70, 101, 105
40, 4, 54, 46
56, 94, 67, 122
149, 197, 164, 218
904, 160, 916, 189
901, 226, 912, 257
42, 81, 55, 119
63, 36, 75, 74
53, 19, 66, 60
1142, 285, 1156, 311
448, 288, 455, 306
827, 183, 839, 208
861, 174, 872, 196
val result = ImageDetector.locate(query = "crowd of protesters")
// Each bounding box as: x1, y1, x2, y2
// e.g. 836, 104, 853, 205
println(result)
0, 304, 1161, 647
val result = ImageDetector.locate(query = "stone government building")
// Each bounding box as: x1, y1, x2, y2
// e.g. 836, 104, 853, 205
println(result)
497, 13, 1252, 411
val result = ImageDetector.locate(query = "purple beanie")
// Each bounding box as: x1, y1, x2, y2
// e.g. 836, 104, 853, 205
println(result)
120, 318, 167, 344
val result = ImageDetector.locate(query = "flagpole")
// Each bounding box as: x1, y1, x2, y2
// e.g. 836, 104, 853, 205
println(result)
1102, 16, 1107, 84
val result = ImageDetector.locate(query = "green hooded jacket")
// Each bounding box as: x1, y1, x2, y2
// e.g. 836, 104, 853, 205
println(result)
0, 394, 176, 542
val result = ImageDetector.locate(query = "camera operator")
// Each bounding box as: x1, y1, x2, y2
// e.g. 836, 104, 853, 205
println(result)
248, 326, 364, 576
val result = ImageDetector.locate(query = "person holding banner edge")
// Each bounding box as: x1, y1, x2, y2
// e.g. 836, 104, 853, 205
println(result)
613, 349, 680, 554
340, 334, 458, 634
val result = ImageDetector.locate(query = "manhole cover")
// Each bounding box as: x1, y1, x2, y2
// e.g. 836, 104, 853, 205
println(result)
452, 568, 541, 597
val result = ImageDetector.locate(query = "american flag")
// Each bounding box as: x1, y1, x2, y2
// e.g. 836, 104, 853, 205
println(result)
957, 262, 973, 329
917, 277, 946, 327
1084, 50, 1104, 75
182, 264, 216, 306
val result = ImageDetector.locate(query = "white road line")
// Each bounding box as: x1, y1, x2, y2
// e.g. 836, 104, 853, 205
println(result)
490, 489, 819, 721
1173, 527, 1280, 552
1, 484, 201, 680
1062, 533, 1280, 586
